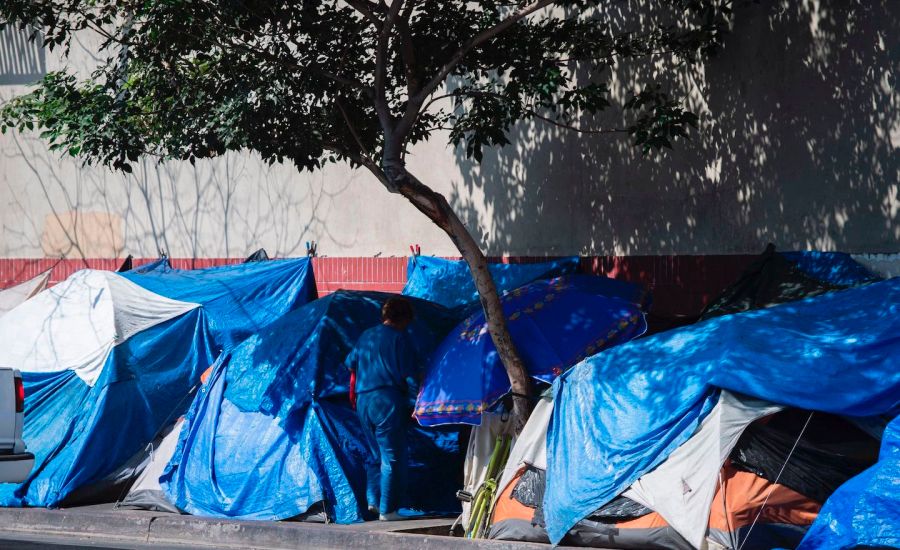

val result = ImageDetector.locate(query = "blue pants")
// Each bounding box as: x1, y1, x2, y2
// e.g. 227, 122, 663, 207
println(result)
357, 389, 408, 515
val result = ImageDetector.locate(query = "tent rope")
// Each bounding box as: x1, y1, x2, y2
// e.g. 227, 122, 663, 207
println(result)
736, 411, 814, 550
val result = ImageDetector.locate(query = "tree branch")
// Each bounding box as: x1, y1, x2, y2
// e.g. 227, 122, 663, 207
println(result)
526, 109, 626, 135
335, 96, 370, 156
344, 0, 383, 27
373, 0, 404, 133
392, 0, 557, 147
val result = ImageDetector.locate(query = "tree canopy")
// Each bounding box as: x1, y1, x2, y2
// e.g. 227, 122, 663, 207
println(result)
0, 1, 730, 176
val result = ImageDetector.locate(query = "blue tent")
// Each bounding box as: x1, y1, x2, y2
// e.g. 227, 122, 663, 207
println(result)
0, 271, 217, 507
402, 256, 580, 311
543, 278, 900, 544
123, 258, 317, 349
416, 275, 649, 426
161, 291, 463, 522
798, 415, 900, 549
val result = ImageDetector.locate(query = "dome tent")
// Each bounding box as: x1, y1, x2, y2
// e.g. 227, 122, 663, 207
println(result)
0, 270, 216, 507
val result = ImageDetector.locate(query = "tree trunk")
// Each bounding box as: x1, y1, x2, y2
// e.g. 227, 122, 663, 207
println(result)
384, 162, 534, 431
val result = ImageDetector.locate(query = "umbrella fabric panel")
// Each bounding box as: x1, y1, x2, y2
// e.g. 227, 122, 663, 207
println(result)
544, 277, 900, 544
123, 258, 318, 349
402, 256, 580, 311
0, 308, 216, 507
798, 415, 900, 550
416, 276, 648, 427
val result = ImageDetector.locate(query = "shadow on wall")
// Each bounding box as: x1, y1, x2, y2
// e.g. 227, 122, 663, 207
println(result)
449, 0, 899, 256
0, 26, 46, 86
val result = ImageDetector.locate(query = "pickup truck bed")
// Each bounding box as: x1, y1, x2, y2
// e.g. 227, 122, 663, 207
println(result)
0, 368, 34, 483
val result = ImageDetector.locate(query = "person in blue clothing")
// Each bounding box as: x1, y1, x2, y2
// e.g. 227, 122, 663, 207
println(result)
345, 297, 420, 521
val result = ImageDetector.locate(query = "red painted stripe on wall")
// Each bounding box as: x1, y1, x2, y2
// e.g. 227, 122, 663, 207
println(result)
0, 254, 757, 318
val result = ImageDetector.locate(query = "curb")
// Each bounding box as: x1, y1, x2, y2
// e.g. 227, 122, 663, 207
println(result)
0, 508, 555, 550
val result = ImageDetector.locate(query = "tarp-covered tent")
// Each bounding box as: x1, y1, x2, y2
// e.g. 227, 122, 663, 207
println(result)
402, 256, 579, 311
781, 250, 880, 287
0, 269, 50, 317
161, 291, 463, 523
123, 257, 317, 349
544, 277, 900, 544
700, 244, 842, 320
489, 393, 879, 549
0, 270, 216, 507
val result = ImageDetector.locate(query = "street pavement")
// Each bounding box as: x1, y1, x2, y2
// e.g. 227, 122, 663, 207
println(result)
0, 505, 568, 549
0, 532, 209, 550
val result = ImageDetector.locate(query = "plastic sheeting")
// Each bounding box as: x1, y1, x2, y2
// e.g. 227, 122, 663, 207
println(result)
798, 415, 900, 550
161, 291, 462, 523
123, 258, 317, 349
416, 275, 648, 426
544, 277, 900, 544
402, 256, 579, 311
782, 250, 880, 287
0, 269, 49, 317
0, 272, 216, 507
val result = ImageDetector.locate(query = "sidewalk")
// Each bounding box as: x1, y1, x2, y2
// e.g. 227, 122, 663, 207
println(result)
0, 505, 558, 550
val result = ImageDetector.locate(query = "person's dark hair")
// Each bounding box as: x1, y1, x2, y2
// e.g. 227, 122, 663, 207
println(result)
382, 297, 414, 326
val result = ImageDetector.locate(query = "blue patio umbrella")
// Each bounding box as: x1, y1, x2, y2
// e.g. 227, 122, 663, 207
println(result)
414, 275, 650, 427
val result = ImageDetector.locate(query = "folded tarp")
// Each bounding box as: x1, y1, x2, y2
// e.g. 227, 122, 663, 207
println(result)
798, 415, 900, 549
0, 269, 50, 317
0, 270, 216, 507
402, 256, 579, 311
123, 258, 317, 349
544, 277, 900, 544
161, 291, 462, 523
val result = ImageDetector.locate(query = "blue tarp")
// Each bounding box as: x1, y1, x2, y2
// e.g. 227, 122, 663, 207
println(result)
162, 291, 462, 522
782, 250, 880, 287
402, 256, 580, 311
544, 278, 900, 544
416, 275, 649, 426
0, 309, 216, 507
798, 415, 900, 549
123, 258, 317, 349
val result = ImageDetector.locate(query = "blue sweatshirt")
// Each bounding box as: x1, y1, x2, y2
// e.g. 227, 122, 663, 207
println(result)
345, 324, 419, 397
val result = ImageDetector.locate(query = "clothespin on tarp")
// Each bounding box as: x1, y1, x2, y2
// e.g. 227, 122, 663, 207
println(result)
306, 241, 318, 258
409, 244, 421, 266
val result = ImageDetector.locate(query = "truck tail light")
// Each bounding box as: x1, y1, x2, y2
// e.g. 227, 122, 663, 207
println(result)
14, 376, 24, 413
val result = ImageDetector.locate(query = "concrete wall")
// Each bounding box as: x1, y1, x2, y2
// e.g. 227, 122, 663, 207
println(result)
0, 0, 897, 260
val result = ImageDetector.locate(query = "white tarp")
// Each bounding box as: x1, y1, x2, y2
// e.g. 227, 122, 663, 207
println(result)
0, 270, 198, 386
0, 270, 50, 317
624, 391, 782, 549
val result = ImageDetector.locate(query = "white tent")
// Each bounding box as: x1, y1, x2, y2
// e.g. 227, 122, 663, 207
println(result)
0, 269, 198, 386
0, 270, 50, 317
624, 392, 781, 548
119, 418, 184, 513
